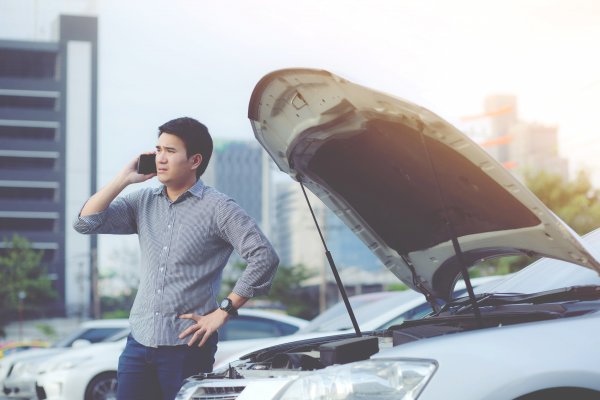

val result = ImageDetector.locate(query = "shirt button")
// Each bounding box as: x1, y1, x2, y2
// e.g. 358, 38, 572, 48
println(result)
155, 312, 159, 315
168, 225, 171, 228
163, 246, 167, 250
159, 267, 164, 272
157, 289, 161, 293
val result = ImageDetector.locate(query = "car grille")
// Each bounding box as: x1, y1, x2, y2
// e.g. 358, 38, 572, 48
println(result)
190, 385, 245, 400
35, 383, 47, 400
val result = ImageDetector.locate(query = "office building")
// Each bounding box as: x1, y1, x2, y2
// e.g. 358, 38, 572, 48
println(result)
461, 94, 568, 180
0, 15, 98, 317
203, 139, 272, 234
275, 182, 384, 272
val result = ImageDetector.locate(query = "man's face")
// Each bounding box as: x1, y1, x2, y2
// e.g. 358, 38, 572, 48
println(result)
155, 133, 200, 186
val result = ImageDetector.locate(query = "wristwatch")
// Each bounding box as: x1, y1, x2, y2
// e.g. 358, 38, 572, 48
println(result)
219, 297, 238, 316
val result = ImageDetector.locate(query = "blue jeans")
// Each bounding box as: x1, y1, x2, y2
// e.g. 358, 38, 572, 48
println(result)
117, 333, 218, 400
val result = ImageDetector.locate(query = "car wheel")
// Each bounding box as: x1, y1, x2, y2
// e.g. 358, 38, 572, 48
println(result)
84, 372, 117, 400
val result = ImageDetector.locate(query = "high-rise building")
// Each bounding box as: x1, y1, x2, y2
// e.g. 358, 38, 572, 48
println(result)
275, 182, 383, 272
461, 94, 568, 180
0, 14, 98, 317
508, 122, 568, 179
202, 140, 272, 234
483, 94, 518, 164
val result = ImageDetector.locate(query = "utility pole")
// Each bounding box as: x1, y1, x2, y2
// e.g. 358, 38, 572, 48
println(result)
91, 248, 100, 318
18, 291, 26, 340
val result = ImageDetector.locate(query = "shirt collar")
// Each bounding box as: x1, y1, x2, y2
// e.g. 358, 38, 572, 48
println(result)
152, 179, 206, 199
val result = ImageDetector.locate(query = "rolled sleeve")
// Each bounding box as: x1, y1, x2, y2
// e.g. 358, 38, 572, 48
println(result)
217, 198, 279, 298
73, 195, 138, 235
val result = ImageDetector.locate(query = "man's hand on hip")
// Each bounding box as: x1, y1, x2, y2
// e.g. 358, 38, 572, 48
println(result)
178, 309, 229, 347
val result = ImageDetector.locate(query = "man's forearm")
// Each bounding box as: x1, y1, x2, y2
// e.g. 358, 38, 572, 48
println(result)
228, 292, 249, 310
80, 174, 130, 216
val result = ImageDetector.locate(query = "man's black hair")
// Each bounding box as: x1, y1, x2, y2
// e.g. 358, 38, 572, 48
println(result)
158, 117, 213, 179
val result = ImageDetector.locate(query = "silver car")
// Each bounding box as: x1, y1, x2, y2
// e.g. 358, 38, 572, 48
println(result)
176, 68, 600, 400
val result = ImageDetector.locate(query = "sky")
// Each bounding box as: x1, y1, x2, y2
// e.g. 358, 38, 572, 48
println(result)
94, 0, 600, 180
2, 0, 600, 267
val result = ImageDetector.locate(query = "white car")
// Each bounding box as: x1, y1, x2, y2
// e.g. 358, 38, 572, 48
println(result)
212, 275, 505, 371
0, 319, 129, 399
32, 309, 306, 400
175, 68, 600, 400
297, 275, 505, 335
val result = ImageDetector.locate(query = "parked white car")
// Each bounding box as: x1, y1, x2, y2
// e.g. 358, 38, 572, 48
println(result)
175, 68, 600, 400
297, 275, 505, 335
212, 275, 504, 374
31, 309, 306, 400
0, 319, 129, 399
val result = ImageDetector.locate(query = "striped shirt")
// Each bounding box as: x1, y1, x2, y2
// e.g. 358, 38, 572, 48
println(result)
73, 180, 279, 347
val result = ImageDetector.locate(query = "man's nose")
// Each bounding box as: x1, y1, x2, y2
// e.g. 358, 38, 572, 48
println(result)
156, 152, 167, 163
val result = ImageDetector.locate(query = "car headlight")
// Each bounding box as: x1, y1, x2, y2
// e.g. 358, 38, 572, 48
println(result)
40, 356, 92, 374
275, 359, 437, 400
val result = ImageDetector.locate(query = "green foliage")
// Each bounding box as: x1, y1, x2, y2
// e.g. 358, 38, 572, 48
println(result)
222, 263, 317, 318
35, 323, 57, 339
102, 310, 130, 319
525, 169, 600, 235
100, 290, 137, 319
0, 235, 57, 336
477, 170, 600, 275
385, 282, 409, 291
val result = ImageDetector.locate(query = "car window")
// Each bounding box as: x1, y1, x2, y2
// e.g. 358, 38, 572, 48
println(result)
220, 316, 297, 341
300, 291, 422, 333
379, 302, 435, 329
54, 327, 127, 347
73, 328, 127, 344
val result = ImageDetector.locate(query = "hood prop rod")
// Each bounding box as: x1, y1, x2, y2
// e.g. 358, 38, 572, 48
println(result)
416, 127, 484, 328
298, 178, 362, 337
450, 235, 483, 328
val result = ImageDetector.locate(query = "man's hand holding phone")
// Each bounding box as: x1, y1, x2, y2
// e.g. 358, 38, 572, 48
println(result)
120, 153, 156, 185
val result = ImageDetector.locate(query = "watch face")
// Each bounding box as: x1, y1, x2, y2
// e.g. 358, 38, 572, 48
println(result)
220, 298, 230, 309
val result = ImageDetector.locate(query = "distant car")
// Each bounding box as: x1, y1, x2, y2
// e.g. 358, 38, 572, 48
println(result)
32, 309, 306, 400
0, 319, 129, 399
297, 275, 504, 335
175, 68, 600, 400
0, 340, 49, 359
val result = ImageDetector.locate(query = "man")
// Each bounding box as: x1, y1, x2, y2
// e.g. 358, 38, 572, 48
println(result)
74, 117, 279, 399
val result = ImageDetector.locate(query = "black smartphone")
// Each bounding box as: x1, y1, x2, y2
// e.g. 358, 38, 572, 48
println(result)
137, 154, 157, 174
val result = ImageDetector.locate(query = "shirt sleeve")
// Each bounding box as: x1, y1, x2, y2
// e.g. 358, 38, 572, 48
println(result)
216, 197, 279, 298
73, 193, 139, 235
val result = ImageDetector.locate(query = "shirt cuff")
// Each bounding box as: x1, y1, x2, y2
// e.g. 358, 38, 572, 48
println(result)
73, 210, 106, 233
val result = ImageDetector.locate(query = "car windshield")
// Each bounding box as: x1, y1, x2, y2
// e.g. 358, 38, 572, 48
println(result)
474, 228, 600, 295
299, 290, 422, 333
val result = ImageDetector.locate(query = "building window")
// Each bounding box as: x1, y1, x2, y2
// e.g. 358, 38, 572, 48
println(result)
0, 187, 56, 201
0, 95, 58, 110
0, 49, 57, 79
0, 156, 56, 170
0, 126, 56, 141
0, 218, 56, 231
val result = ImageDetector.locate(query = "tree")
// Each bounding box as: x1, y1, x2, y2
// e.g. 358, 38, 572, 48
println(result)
525, 169, 600, 235
475, 170, 600, 276
0, 235, 57, 336
221, 263, 317, 318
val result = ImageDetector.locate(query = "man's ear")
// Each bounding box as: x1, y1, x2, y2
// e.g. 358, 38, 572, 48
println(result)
190, 154, 203, 171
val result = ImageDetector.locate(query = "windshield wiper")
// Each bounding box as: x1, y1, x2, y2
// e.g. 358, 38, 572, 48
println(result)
440, 285, 600, 314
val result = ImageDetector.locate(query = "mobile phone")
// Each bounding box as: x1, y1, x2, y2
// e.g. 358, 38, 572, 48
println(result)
137, 153, 157, 174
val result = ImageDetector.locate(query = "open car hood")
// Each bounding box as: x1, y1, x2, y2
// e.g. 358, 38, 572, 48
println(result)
248, 68, 600, 301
